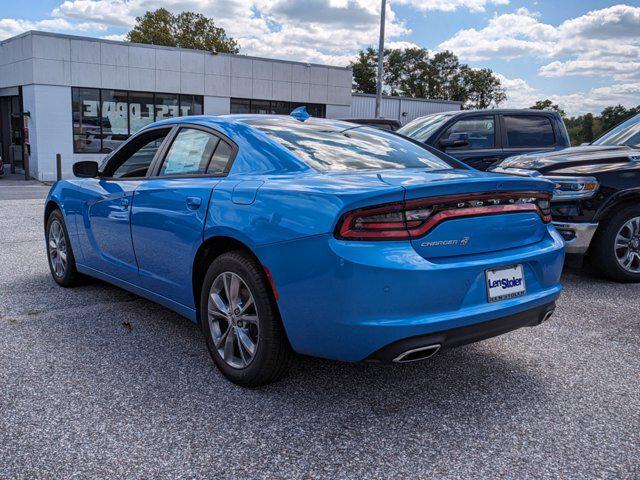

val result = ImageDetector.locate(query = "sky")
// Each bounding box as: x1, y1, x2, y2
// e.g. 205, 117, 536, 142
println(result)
1, 0, 639, 116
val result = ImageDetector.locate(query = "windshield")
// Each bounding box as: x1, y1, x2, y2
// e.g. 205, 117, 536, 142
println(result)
592, 113, 640, 147
242, 117, 454, 171
397, 113, 454, 142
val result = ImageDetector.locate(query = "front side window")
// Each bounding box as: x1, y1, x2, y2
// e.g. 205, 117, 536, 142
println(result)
243, 117, 454, 171
444, 116, 495, 149
103, 129, 170, 179
159, 128, 219, 176
505, 115, 555, 147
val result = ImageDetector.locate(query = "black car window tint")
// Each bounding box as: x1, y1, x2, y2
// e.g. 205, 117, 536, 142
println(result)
505, 115, 555, 147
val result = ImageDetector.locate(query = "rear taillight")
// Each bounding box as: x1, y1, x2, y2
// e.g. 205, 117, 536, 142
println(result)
336, 192, 552, 240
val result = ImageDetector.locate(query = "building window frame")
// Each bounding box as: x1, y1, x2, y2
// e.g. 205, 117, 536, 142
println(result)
230, 98, 326, 118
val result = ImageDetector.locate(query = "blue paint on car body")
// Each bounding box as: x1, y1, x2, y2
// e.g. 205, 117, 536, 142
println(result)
45, 115, 564, 362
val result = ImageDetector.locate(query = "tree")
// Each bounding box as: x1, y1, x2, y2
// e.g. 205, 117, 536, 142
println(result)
126, 8, 239, 54
530, 99, 566, 118
461, 68, 506, 109
599, 104, 639, 133
350, 46, 505, 109
351, 47, 378, 94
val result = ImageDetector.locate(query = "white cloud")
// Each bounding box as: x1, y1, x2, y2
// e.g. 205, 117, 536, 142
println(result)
393, 0, 509, 14
42, 0, 411, 65
439, 4, 640, 81
0, 17, 105, 40
497, 73, 640, 116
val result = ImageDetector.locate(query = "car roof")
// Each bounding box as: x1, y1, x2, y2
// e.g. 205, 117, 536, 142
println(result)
144, 114, 358, 132
444, 108, 559, 116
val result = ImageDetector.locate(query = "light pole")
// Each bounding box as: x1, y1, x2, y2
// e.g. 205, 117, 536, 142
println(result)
375, 0, 386, 118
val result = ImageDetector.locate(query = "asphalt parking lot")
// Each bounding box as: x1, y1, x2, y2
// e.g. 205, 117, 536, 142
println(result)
0, 184, 638, 479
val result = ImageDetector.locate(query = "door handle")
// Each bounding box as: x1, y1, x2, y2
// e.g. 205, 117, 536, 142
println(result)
121, 197, 130, 208
186, 196, 202, 210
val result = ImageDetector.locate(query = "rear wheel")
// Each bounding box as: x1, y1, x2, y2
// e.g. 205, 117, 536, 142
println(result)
200, 251, 293, 387
590, 204, 640, 283
46, 210, 83, 287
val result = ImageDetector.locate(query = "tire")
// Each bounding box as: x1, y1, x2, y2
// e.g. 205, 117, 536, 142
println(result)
46, 209, 84, 287
590, 204, 640, 283
200, 251, 293, 387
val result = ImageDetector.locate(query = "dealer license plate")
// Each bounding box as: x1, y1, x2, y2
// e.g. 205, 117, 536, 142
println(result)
486, 265, 526, 302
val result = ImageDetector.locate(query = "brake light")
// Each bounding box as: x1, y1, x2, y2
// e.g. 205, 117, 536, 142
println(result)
336, 192, 552, 240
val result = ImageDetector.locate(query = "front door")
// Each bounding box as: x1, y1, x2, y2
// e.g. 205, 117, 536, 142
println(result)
438, 114, 504, 170
131, 125, 236, 308
78, 127, 173, 284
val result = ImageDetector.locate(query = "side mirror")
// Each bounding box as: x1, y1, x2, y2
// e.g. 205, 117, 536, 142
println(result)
73, 161, 99, 178
440, 132, 469, 149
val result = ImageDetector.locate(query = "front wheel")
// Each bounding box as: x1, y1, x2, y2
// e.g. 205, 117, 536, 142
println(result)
46, 209, 83, 287
590, 204, 640, 282
200, 251, 293, 387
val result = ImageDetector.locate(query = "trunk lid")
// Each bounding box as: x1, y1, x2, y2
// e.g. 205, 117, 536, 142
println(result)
378, 169, 554, 259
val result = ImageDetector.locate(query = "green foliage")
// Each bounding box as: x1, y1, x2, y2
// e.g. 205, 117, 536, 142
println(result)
351, 47, 378, 94
126, 8, 239, 54
350, 47, 506, 109
530, 99, 566, 118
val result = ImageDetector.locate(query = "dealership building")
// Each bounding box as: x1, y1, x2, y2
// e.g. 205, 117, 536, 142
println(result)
0, 31, 460, 181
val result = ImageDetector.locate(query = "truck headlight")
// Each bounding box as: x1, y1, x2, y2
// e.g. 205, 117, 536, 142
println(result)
545, 176, 599, 200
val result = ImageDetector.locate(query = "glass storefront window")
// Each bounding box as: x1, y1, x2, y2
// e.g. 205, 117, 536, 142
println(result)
72, 88, 205, 153
129, 91, 155, 135
155, 93, 180, 121
72, 87, 101, 153
230, 98, 326, 117
101, 90, 129, 153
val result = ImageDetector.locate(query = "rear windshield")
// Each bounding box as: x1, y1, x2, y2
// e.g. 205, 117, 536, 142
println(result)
397, 113, 454, 142
242, 117, 454, 171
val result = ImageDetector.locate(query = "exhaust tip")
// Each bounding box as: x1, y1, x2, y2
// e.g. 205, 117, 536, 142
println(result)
541, 308, 555, 323
392, 344, 441, 363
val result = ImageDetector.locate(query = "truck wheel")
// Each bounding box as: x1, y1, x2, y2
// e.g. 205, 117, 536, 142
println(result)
590, 204, 640, 283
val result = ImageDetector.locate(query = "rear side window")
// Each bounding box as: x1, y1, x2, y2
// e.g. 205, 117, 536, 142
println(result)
444, 116, 495, 149
207, 140, 233, 174
504, 115, 555, 147
160, 128, 219, 176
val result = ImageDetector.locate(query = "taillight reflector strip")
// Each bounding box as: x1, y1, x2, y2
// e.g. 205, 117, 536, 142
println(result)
336, 192, 552, 241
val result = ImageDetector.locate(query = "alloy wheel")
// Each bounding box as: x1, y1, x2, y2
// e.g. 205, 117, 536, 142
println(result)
207, 272, 260, 369
614, 216, 640, 273
48, 220, 67, 277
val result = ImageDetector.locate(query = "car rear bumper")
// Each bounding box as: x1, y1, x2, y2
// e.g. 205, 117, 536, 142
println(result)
553, 221, 598, 254
366, 301, 556, 363
257, 225, 565, 362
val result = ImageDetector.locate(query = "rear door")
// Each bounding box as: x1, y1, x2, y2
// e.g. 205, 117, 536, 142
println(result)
500, 113, 558, 159
436, 114, 504, 170
130, 125, 237, 308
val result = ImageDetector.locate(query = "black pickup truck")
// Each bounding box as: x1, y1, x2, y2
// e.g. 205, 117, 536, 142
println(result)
491, 113, 640, 282
398, 109, 571, 170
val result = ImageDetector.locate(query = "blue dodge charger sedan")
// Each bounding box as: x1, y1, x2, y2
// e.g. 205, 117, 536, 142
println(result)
45, 111, 564, 386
